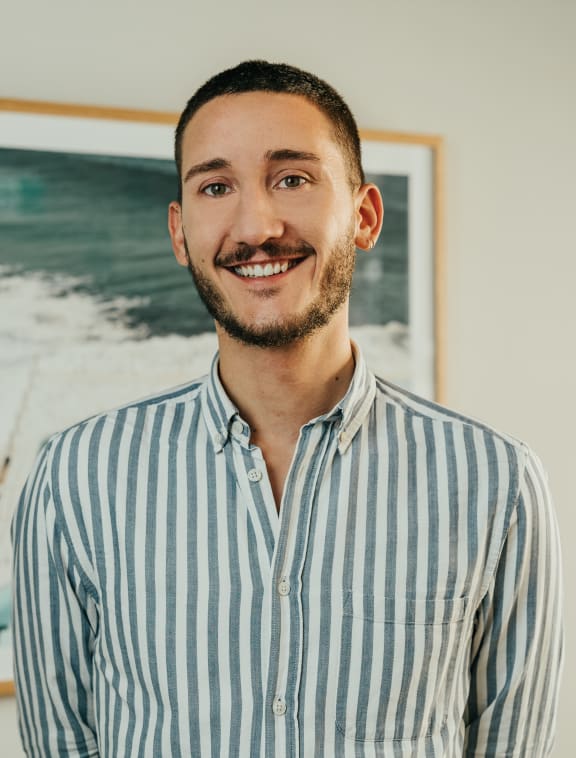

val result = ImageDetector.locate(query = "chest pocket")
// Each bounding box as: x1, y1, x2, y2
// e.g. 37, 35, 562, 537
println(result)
335, 591, 468, 743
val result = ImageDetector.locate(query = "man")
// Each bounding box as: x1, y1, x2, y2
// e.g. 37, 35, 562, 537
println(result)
12, 61, 562, 757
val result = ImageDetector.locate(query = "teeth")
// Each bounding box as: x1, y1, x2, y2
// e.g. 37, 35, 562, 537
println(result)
234, 260, 296, 278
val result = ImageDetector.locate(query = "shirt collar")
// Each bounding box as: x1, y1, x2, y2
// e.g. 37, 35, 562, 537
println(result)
201, 353, 241, 452
201, 341, 375, 454
330, 341, 376, 453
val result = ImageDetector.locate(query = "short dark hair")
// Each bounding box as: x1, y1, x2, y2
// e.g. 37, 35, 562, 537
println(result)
174, 60, 364, 201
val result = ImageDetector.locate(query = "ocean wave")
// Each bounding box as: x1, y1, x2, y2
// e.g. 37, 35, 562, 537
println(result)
0, 271, 409, 576
0, 268, 149, 366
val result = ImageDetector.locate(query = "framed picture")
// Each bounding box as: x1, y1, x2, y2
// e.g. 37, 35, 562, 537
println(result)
0, 99, 443, 695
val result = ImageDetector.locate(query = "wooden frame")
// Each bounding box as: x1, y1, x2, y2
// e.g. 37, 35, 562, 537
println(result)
0, 99, 443, 697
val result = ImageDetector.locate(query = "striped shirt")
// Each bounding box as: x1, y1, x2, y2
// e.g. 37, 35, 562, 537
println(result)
12, 347, 563, 757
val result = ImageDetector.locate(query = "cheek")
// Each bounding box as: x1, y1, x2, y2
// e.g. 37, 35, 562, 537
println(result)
191, 204, 233, 239
298, 192, 354, 235
286, 204, 333, 242
182, 216, 220, 260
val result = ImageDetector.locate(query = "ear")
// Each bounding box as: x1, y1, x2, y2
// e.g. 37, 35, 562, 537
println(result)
168, 201, 189, 267
354, 183, 384, 251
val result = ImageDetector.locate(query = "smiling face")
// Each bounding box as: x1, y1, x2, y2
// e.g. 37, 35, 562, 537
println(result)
168, 91, 380, 348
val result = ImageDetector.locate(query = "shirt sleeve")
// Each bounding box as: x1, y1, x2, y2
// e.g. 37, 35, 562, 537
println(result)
11, 441, 99, 757
464, 446, 564, 756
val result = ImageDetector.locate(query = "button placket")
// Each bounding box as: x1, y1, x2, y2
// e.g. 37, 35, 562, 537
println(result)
268, 422, 335, 751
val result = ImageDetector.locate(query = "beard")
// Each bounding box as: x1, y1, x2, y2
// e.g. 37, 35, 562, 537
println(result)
183, 229, 356, 348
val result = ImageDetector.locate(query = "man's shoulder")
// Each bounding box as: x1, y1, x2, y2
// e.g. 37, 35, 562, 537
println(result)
47, 374, 209, 450
372, 375, 527, 458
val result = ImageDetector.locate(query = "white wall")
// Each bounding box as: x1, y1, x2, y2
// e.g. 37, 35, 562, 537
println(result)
2, 0, 574, 754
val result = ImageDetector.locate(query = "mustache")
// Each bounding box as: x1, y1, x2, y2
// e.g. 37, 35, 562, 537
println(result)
215, 240, 315, 268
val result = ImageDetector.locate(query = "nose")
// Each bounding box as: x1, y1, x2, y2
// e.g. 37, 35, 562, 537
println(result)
229, 187, 284, 247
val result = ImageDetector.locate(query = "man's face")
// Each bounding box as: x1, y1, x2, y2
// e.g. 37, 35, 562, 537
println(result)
169, 91, 370, 348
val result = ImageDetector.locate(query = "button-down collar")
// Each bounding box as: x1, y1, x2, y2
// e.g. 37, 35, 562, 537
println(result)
201, 341, 375, 454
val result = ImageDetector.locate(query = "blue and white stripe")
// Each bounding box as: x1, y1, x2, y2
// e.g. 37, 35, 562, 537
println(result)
12, 348, 563, 756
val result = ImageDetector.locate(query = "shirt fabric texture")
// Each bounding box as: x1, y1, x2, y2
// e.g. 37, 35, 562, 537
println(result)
12, 348, 563, 757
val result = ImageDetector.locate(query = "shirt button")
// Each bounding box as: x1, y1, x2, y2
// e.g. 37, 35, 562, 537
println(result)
213, 432, 225, 446
278, 577, 291, 596
231, 419, 244, 436
247, 468, 262, 482
272, 696, 287, 716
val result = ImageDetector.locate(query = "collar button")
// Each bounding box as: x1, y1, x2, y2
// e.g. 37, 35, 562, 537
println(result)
231, 420, 244, 436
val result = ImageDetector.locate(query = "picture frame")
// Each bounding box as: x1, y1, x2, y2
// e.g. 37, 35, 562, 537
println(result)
0, 99, 443, 697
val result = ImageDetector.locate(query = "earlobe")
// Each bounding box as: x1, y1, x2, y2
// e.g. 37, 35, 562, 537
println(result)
355, 183, 384, 251
168, 201, 188, 267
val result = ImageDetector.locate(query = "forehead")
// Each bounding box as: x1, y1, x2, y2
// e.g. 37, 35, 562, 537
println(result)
180, 91, 343, 167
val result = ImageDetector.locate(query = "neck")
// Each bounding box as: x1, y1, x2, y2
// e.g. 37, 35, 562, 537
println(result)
216, 314, 355, 442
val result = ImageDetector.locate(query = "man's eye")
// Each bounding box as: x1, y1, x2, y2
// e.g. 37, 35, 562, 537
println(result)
202, 182, 230, 197
277, 175, 307, 189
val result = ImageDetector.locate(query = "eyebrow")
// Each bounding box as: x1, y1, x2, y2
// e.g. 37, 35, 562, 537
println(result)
183, 149, 321, 184
264, 149, 321, 163
183, 158, 231, 184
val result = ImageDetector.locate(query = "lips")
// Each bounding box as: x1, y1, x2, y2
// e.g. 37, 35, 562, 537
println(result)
216, 242, 315, 280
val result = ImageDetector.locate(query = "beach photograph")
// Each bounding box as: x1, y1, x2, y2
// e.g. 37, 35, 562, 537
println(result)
0, 127, 432, 689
